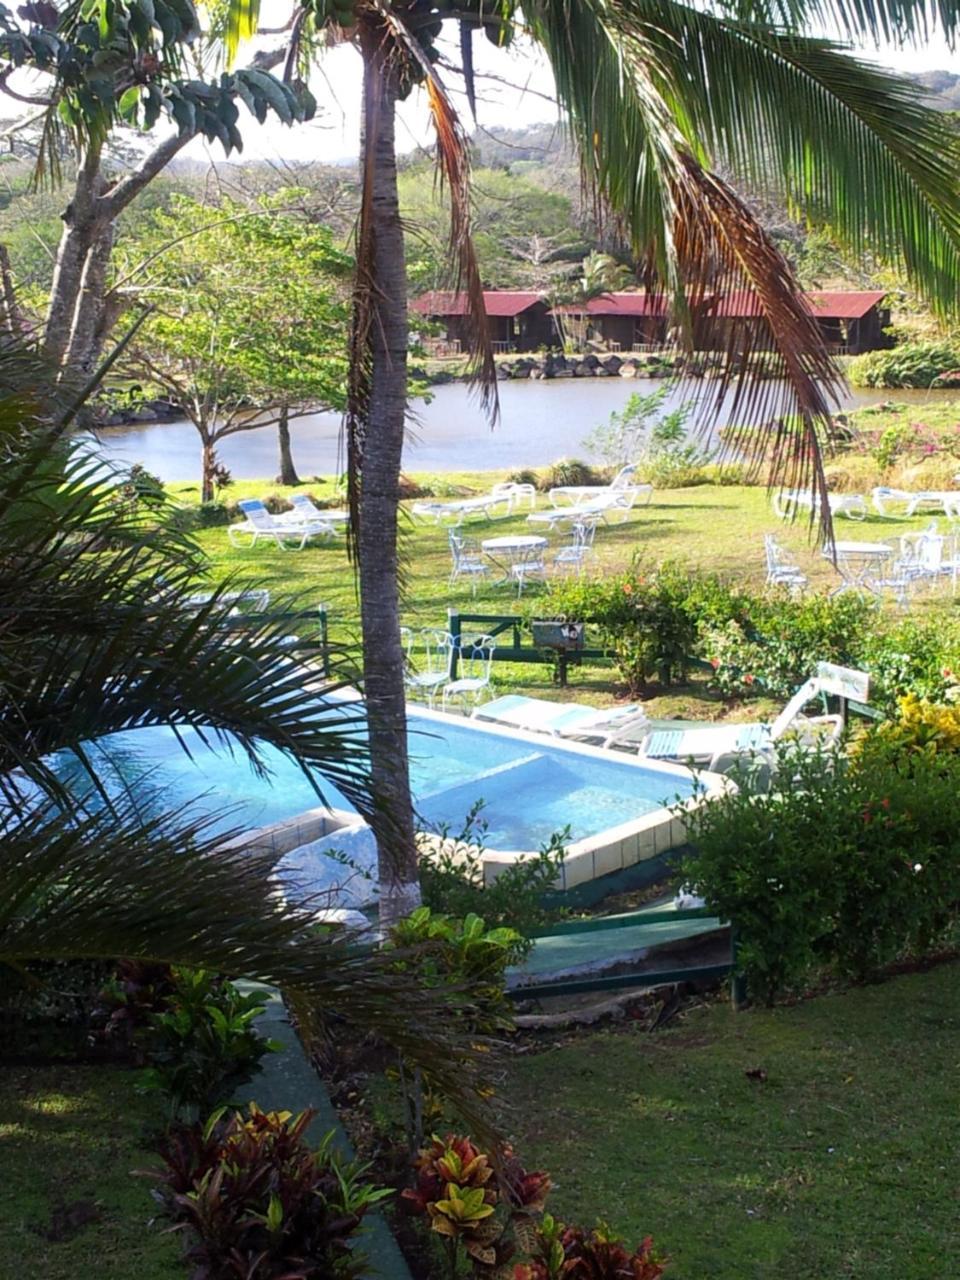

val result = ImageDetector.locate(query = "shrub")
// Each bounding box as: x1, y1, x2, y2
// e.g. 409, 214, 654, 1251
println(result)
545, 560, 701, 691
419, 804, 566, 942
402, 1133, 664, 1280
544, 457, 599, 489
681, 728, 960, 999
387, 907, 526, 1035
139, 968, 281, 1118
150, 1103, 389, 1279
90, 960, 177, 1057
848, 340, 960, 389
506, 468, 540, 488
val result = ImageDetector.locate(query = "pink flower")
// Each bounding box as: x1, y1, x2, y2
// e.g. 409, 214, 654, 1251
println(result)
622, 582, 633, 595
709, 657, 720, 669
744, 673, 755, 685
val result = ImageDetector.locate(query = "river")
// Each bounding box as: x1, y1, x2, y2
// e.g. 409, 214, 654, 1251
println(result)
93, 378, 958, 482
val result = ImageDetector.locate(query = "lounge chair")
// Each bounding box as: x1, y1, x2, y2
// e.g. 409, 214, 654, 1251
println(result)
528, 486, 642, 529
227, 498, 329, 550
772, 489, 868, 520
412, 483, 521, 525
472, 694, 650, 749
637, 661, 870, 769
872, 487, 960, 518
280, 493, 349, 533
549, 463, 653, 508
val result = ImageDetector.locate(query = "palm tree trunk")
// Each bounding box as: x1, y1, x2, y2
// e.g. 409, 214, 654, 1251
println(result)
357, 29, 420, 928
276, 406, 301, 486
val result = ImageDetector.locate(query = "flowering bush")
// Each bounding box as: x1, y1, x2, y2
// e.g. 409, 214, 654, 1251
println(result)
544, 561, 703, 692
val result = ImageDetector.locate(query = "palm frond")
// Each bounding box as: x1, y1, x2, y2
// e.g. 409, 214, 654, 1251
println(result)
1, 793, 494, 1139
527, 0, 841, 538
715, 0, 960, 50
614, 2, 960, 316
224, 0, 263, 67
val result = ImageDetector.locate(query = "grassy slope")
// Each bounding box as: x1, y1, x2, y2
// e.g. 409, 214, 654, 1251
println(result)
0, 1064, 179, 1279
504, 962, 960, 1280
178, 477, 955, 717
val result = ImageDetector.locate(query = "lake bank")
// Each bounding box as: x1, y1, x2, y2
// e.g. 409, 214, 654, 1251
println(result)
94, 378, 960, 483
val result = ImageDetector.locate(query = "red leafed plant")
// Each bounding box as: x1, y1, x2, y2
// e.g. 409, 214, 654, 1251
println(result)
145, 1103, 390, 1279
403, 1135, 664, 1279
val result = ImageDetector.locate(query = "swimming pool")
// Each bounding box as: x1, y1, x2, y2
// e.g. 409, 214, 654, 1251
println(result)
52, 704, 723, 904
58, 708, 698, 853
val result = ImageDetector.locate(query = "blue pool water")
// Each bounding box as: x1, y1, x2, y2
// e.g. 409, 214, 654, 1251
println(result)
56, 713, 696, 852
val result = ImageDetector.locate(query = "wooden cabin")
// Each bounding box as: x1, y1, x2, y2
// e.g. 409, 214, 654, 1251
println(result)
410, 290, 558, 354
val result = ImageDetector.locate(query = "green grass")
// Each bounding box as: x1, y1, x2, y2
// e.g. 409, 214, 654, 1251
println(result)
0, 1064, 180, 1279
503, 961, 960, 1279
178, 475, 959, 717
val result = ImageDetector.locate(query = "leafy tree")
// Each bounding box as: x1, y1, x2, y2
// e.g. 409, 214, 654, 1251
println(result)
0, 2, 313, 380
117, 195, 351, 501
548, 250, 632, 352
400, 164, 585, 290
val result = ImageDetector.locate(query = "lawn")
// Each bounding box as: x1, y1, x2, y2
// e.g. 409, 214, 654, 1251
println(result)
0, 1064, 180, 1279
177, 474, 959, 717
503, 961, 960, 1280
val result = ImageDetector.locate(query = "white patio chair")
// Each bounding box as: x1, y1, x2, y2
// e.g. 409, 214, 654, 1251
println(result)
554, 517, 599, 576
448, 531, 489, 596
498, 481, 537, 511
510, 542, 547, 596
441, 634, 496, 713
763, 534, 807, 592
401, 627, 454, 708
227, 498, 325, 550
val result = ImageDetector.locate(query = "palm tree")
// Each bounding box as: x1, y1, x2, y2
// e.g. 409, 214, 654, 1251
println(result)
278, 0, 960, 925
549, 251, 632, 352
0, 344, 486, 1119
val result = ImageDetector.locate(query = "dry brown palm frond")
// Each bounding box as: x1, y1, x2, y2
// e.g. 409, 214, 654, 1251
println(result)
376, 1, 499, 423
670, 153, 844, 544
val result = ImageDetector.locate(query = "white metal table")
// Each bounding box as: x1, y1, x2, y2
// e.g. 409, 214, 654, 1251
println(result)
481, 534, 547, 585
824, 540, 894, 596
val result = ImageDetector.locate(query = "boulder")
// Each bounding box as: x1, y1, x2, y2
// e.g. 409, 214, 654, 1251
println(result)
602, 355, 623, 374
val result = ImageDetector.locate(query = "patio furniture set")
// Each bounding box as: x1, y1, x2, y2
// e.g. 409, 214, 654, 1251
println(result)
766, 484, 960, 604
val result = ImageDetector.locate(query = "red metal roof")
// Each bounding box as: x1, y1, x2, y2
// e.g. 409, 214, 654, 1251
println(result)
411, 290, 545, 318
411, 289, 887, 321
708, 290, 887, 319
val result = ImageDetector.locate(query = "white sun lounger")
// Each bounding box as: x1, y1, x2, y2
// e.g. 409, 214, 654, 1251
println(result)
772, 489, 868, 520
228, 498, 331, 550
872, 487, 960, 518
278, 493, 350, 531
412, 483, 521, 524
549, 463, 652, 507
472, 693, 650, 748
528, 487, 645, 529
638, 662, 870, 768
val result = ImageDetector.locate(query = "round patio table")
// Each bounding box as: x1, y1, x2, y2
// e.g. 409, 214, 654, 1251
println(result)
824, 540, 893, 597
482, 534, 547, 585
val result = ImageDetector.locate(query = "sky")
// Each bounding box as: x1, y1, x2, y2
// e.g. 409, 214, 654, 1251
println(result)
1, 1, 957, 167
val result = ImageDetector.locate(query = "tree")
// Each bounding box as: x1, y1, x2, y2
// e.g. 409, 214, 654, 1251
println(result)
0, 3, 313, 380
116, 194, 351, 502
0, 347, 488, 1126
548, 251, 632, 352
